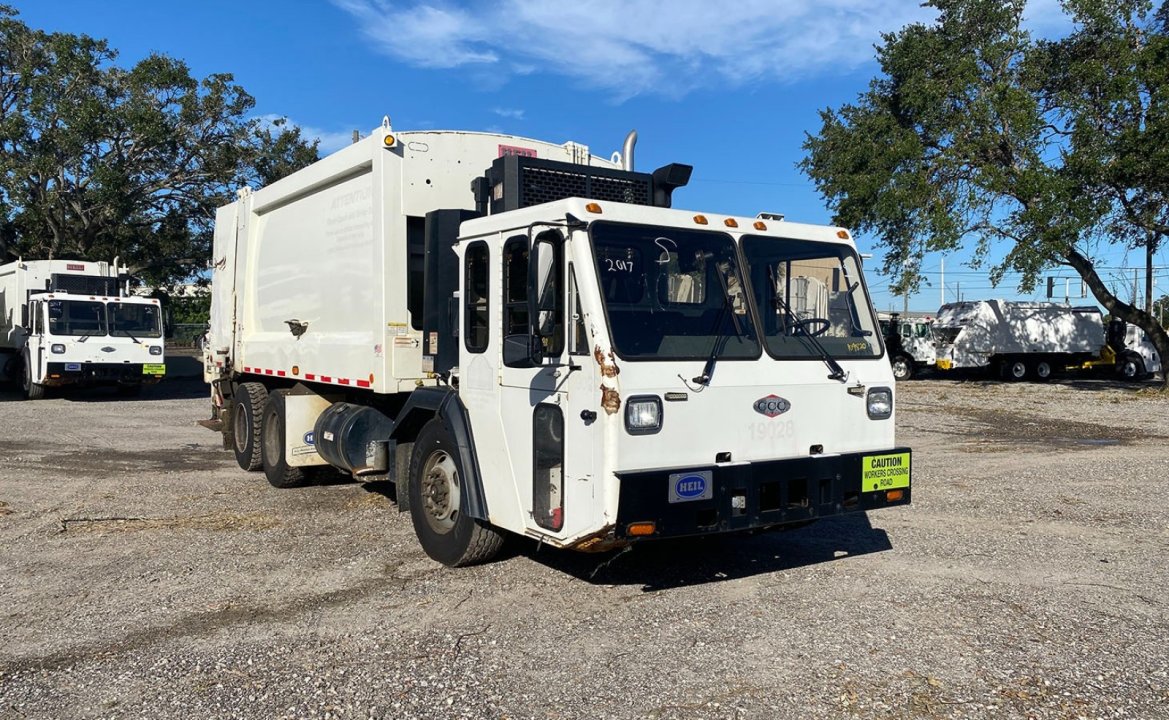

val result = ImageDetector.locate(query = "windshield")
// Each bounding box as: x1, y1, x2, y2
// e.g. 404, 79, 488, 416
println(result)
109, 302, 162, 338
46, 299, 107, 337
590, 221, 761, 361
740, 236, 882, 359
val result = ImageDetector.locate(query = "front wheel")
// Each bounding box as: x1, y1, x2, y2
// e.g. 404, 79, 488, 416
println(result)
408, 420, 503, 567
1118, 355, 1145, 382
891, 354, 913, 381
21, 351, 45, 400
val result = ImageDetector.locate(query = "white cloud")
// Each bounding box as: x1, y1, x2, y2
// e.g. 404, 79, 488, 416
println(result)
492, 107, 525, 120
255, 114, 360, 154
331, 0, 1074, 98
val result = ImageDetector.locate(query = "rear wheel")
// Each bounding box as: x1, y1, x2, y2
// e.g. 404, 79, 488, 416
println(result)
891, 354, 913, 381
232, 382, 268, 471
1033, 360, 1054, 382
1002, 359, 1028, 382
261, 390, 305, 488
21, 351, 45, 400
408, 420, 503, 567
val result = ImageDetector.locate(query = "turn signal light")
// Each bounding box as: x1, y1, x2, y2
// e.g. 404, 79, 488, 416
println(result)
886, 489, 904, 502
585, 203, 603, 214
627, 521, 656, 536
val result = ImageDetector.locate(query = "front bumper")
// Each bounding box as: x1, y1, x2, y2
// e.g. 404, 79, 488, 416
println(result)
614, 447, 911, 540
44, 361, 166, 386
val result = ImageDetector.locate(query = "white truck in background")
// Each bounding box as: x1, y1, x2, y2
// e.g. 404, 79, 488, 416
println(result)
203, 118, 911, 567
932, 299, 1160, 381
878, 313, 935, 381
0, 259, 167, 399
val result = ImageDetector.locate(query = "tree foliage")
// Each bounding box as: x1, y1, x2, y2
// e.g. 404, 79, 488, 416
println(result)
801, 0, 1169, 386
0, 5, 318, 284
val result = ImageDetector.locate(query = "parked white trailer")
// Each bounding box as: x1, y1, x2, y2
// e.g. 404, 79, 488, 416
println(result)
1, 259, 167, 399
204, 119, 911, 566
933, 300, 1112, 380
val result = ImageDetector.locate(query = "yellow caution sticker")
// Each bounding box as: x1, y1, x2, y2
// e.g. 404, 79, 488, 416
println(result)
142, 363, 166, 375
861, 452, 910, 492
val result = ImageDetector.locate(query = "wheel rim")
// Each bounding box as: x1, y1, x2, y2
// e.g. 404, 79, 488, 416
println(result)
421, 449, 460, 535
1123, 361, 1138, 378
1010, 362, 1026, 379
234, 402, 249, 453
893, 358, 910, 379
1036, 362, 1051, 379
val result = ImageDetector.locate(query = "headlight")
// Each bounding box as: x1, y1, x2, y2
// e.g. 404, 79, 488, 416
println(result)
51, 344, 66, 354
625, 395, 663, 435
867, 387, 893, 420
149, 346, 163, 356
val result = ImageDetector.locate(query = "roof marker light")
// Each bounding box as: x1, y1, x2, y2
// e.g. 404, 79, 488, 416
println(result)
585, 203, 603, 214
753, 221, 767, 231
693, 215, 708, 225
383, 134, 396, 147
724, 218, 739, 228
837, 230, 850, 239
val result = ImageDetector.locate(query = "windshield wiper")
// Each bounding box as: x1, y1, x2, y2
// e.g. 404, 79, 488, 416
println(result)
692, 260, 743, 387
769, 266, 848, 382
118, 329, 142, 343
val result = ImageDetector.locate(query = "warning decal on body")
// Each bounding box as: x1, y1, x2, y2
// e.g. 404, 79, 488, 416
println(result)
861, 452, 911, 492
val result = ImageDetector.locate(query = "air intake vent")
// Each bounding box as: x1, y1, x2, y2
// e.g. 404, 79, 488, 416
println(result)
479, 155, 678, 215
50, 273, 118, 296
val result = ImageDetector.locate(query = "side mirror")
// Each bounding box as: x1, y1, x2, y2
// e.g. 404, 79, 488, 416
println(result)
503, 334, 545, 368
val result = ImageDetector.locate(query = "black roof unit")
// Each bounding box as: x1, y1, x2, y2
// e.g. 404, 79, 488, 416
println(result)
473, 155, 692, 216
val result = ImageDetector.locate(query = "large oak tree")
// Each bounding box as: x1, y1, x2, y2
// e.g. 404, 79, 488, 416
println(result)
0, 5, 318, 284
801, 0, 1169, 385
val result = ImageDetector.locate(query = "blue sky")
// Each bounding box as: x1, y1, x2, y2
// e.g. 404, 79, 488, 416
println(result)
11, 0, 1166, 312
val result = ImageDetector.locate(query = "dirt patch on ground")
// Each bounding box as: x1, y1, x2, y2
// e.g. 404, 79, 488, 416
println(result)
55, 511, 281, 534
946, 406, 1160, 452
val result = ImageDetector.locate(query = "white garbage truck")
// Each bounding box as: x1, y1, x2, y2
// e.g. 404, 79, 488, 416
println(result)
932, 299, 1161, 381
203, 119, 911, 566
1, 259, 167, 399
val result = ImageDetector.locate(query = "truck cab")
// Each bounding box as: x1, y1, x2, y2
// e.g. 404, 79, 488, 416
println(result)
1, 260, 167, 399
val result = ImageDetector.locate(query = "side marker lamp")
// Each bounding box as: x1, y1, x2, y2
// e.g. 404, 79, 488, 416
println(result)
627, 522, 656, 537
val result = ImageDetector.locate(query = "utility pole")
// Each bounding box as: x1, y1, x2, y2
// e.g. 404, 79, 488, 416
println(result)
940, 258, 945, 307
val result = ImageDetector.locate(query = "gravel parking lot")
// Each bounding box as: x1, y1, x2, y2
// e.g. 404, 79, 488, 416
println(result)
1, 374, 1167, 720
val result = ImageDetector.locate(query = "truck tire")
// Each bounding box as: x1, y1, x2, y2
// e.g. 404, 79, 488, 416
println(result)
1033, 360, 1054, 382
1118, 355, 1145, 382
1002, 359, 1028, 382
261, 390, 306, 488
408, 420, 503, 567
891, 354, 913, 381
21, 351, 45, 401
232, 382, 268, 471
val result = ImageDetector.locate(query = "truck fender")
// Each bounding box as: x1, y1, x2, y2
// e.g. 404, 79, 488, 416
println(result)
390, 387, 489, 522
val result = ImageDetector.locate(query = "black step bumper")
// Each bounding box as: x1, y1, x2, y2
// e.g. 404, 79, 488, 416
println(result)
614, 447, 911, 540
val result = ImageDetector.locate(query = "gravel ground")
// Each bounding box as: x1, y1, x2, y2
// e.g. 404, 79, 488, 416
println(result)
0, 375, 1167, 720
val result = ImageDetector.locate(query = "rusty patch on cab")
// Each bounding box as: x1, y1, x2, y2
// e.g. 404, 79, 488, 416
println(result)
594, 345, 620, 377
600, 386, 621, 415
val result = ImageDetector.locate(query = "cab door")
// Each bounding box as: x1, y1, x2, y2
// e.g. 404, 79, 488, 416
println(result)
497, 230, 598, 541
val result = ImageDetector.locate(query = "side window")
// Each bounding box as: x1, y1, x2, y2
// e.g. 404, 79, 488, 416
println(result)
464, 242, 489, 353
31, 301, 42, 335
568, 265, 588, 356
532, 403, 564, 531
503, 236, 529, 337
